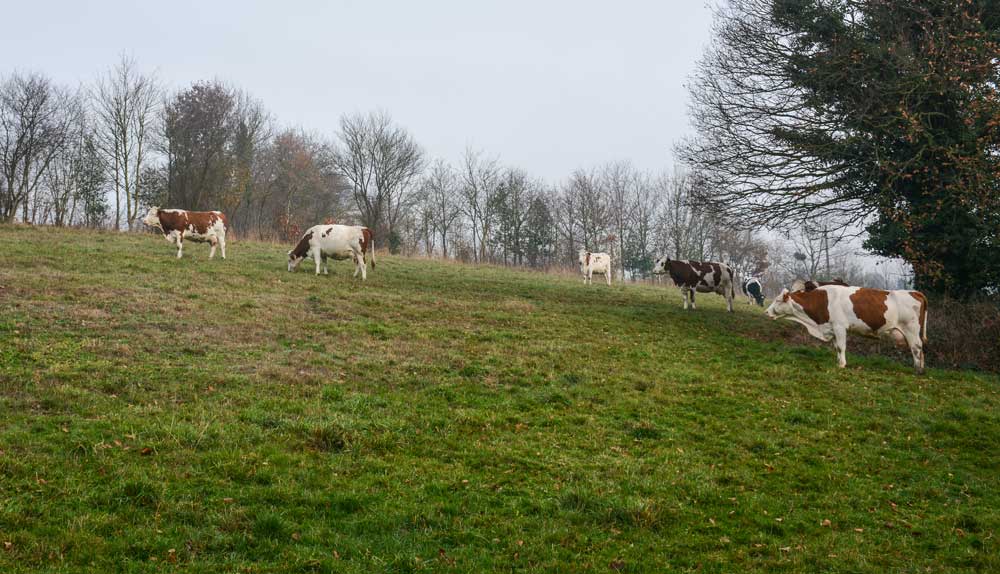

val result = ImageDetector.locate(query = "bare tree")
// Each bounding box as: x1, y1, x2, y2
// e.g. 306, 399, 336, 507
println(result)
45, 108, 91, 226
332, 111, 424, 250
422, 159, 461, 258
250, 129, 346, 240
566, 168, 609, 252
227, 91, 272, 228
603, 161, 638, 282
626, 171, 659, 278
0, 73, 78, 223
782, 224, 849, 280
92, 55, 160, 230
458, 147, 501, 262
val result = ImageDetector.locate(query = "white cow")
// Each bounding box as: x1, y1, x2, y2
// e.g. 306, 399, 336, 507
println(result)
767, 285, 928, 372
287, 224, 375, 280
579, 250, 612, 286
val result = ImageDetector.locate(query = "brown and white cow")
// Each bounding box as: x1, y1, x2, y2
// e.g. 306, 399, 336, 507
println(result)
141, 207, 228, 259
652, 257, 736, 312
767, 285, 928, 373
287, 224, 375, 280
578, 250, 612, 286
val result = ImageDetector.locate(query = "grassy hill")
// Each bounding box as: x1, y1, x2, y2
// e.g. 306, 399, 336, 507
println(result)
0, 224, 997, 573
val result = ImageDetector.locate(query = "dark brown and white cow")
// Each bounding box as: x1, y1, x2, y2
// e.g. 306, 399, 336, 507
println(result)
767, 285, 928, 373
652, 257, 736, 312
141, 207, 228, 259
287, 224, 375, 280
578, 250, 613, 286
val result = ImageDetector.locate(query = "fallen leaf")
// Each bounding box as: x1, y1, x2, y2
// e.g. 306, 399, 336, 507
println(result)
821, 519, 832, 527
854, 528, 864, 533
140, 447, 153, 456
222, 498, 234, 504
610, 559, 626, 571
292, 532, 301, 541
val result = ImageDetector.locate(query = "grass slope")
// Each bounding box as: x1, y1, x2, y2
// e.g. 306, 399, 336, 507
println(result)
0, 225, 997, 573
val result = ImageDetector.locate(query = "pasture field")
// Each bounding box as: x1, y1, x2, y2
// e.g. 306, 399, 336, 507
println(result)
0, 224, 998, 573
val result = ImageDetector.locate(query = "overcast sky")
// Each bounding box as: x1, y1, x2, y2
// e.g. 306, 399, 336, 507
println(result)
0, 0, 714, 182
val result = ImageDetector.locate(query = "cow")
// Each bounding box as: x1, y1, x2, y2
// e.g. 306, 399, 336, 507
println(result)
578, 250, 612, 286
287, 224, 375, 280
791, 278, 849, 292
743, 277, 765, 306
141, 207, 228, 259
652, 257, 736, 312
766, 285, 928, 373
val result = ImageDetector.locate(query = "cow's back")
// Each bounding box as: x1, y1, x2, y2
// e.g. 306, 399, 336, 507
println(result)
314, 224, 363, 256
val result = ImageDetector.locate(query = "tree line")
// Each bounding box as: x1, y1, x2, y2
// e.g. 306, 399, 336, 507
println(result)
7, 5, 961, 295
0, 55, 787, 281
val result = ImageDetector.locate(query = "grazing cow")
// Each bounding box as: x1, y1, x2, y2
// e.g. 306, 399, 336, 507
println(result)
767, 285, 928, 373
578, 250, 612, 286
652, 257, 736, 312
287, 224, 375, 279
141, 207, 228, 259
791, 278, 849, 292
743, 277, 765, 306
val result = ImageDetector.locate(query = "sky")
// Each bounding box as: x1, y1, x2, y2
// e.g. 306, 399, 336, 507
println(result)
0, 0, 715, 182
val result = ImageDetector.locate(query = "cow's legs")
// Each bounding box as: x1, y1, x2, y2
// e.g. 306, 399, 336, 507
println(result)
725, 287, 734, 313
321, 255, 329, 275
219, 235, 227, 259
175, 233, 184, 259
833, 325, 848, 368
314, 250, 322, 275
208, 237, 218, 259
901, 327, 925, 374
682, 287, 689, 310
689, 290, 697, 310
605, 270, 611, 286
354, 250, 367, 280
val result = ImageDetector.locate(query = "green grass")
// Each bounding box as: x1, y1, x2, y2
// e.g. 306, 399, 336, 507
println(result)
0, 224, 997, 573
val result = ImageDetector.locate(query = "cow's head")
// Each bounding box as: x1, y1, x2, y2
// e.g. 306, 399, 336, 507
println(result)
766, 289, 796, 320
651, 256, 671, 275
287, 250, 305, 272
141, 207, 161, 229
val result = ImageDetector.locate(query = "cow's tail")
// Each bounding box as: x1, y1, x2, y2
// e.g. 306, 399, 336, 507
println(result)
919, 293, 928, 344
364, 227, 376, 269
729, 266, 736, 301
